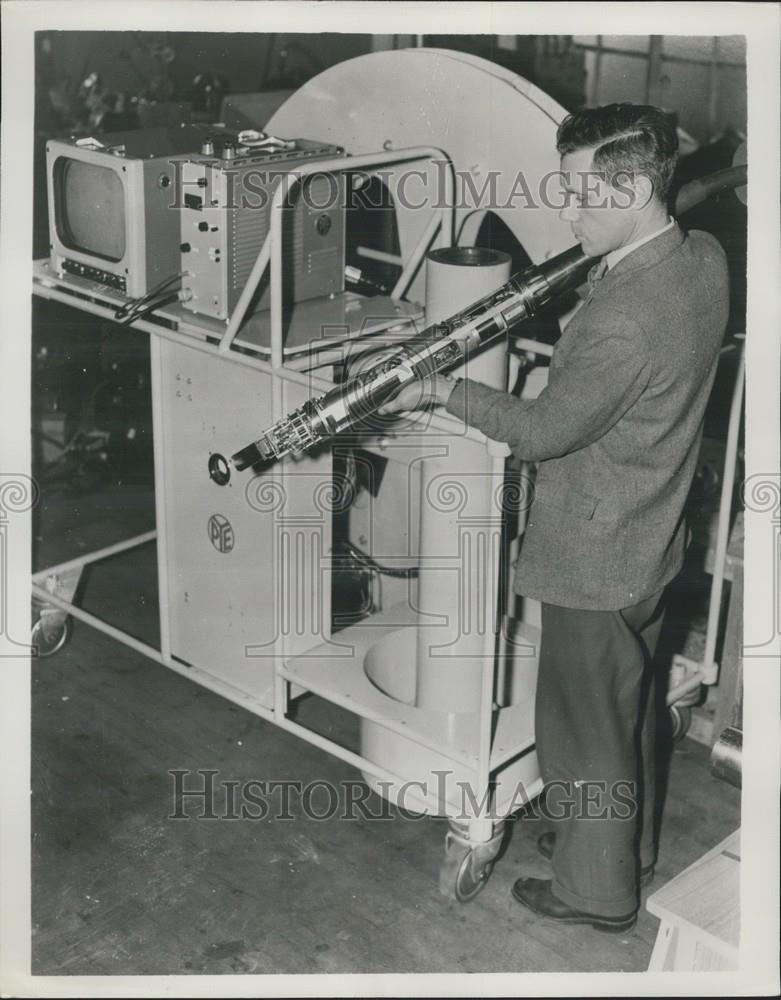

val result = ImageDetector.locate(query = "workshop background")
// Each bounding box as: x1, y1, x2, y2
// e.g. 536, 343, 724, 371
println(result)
31, 32, 745, 976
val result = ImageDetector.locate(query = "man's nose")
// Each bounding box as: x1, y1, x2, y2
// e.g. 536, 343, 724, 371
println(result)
560, 203, 578, 224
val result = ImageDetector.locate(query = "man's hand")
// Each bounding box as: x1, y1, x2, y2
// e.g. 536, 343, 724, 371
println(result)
378, 374, 457, 415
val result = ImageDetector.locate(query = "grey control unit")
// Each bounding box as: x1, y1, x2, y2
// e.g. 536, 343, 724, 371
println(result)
177, 138, 347, 321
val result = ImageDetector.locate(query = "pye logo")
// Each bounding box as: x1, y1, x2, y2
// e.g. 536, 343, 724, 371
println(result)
208, 513, 234, 553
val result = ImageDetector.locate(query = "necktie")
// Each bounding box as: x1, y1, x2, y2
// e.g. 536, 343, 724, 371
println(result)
587, 258, 608, 289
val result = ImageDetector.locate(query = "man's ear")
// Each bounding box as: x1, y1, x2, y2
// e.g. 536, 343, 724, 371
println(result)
611, 170, 654, 211
630, 172, 655, 211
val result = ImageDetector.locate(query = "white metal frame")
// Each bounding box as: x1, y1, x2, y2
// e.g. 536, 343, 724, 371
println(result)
665, 337, 746, 707
32, 144, 536, 843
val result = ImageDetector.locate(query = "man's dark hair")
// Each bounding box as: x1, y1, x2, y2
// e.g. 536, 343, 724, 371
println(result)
556, 103, 679, 204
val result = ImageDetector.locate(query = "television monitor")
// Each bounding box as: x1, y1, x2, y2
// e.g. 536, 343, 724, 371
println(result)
46, 126, 225, 298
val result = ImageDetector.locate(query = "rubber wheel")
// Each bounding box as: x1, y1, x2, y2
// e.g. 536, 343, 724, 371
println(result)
31, 616, 71, 657
669, 704, 692, 743
439, 844, 493, 903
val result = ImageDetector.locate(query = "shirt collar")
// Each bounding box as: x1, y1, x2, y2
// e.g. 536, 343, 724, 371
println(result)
605, 217, 675, 271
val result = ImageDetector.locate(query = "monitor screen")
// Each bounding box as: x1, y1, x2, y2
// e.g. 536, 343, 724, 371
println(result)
55, 158, 126, 262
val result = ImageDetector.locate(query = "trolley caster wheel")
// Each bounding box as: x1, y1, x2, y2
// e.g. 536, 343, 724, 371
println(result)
439, 844, 494, 902
31, 616, 71, 657
669, 704, 692, 743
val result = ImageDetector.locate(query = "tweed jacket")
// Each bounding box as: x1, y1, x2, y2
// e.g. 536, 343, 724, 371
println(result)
445, 224, 729, 610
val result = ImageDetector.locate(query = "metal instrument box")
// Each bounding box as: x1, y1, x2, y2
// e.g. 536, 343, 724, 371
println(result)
177, 139, 347, 321
46, 125, 237, 298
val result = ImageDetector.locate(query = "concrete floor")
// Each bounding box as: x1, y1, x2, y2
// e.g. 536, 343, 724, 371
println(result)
31, 482, 742, 975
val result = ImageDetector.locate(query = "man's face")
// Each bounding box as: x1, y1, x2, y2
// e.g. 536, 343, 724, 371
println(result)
559, 147, 637, 258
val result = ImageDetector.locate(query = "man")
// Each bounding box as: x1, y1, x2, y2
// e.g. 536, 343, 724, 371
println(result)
381, 104, 729, 931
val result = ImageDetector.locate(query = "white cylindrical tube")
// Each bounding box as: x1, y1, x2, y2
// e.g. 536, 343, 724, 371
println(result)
414, 247, 511, 713
425, 246, 512, 389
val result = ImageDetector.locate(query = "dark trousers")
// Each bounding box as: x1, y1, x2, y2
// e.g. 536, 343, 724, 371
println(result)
534, 588, 666, 917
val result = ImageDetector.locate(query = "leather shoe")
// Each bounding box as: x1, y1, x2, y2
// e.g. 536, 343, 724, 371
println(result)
536, 831, 655, 887
511, 876, 637, 932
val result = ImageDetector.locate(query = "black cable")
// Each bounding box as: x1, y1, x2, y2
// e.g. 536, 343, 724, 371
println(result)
344, 266, 390, 296
343, 541, 418, 579
117, 291, 180, 326
114, 271, 186, 322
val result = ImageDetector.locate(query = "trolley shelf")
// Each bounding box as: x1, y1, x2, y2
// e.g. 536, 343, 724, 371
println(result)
280, 602, 538, 774
33, 259, 423, 357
